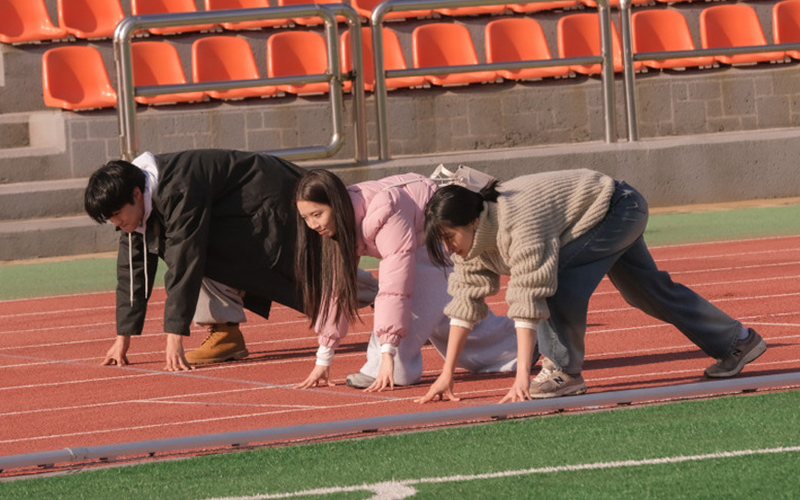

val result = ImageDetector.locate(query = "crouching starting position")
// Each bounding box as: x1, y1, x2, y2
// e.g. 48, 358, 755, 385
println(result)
84, 149, 307, 371
416, 168, 766, 403
293, 169, 521, 391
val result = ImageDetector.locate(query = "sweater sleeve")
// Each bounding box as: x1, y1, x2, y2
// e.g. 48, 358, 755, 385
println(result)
443, 255, 500, 323
503, 236, 558, 323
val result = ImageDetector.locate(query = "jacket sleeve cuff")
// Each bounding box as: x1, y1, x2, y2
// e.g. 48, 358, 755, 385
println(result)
378, 332, 402, 347
450, 318, 475, 330
316, 345, 335, 366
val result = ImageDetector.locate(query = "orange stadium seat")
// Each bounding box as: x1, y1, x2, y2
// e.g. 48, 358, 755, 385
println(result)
42, 45, 118, 110
340, 27, 426, 91
131, 41, 206, 105
507, 1, 580, 14
700, 4, 786, 65
773, 0, 800, 60
581, 0, 651, 8
57, 0, 125, 39
131, 0, 216, 35
0, 0, 68, 44
275, 0, 347, 26
412, 23, 498, 86
192, 36, 279, 99
435, 4, 507, 17
351, 0, 432, 21
557, 12, 642, 74
267, 30, 330, 95
485, 17, 570, 80
204, 0, 289, 30
632, 9, 715, 70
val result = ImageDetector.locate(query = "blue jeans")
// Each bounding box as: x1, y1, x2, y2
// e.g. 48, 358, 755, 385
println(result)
537, 181, 741, 374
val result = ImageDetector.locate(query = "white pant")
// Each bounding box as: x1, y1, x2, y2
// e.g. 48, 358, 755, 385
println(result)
359, 246, 518, 385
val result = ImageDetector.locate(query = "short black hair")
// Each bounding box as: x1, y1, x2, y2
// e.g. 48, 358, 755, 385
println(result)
84, 160, 145, 224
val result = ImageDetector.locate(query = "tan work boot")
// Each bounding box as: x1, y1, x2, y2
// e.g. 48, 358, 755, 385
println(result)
186, 323, 249, 365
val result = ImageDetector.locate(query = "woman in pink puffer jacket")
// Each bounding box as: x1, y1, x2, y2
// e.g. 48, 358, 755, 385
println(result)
293, 169, 520, 391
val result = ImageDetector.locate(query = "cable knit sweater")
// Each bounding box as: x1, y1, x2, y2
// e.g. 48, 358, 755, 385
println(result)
445, 169, 616, 324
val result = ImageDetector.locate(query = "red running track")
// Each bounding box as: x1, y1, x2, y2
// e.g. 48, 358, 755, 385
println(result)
1, 236, 799, 458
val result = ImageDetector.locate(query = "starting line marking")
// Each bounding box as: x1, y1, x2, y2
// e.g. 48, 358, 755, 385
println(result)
202, 446, 800, 500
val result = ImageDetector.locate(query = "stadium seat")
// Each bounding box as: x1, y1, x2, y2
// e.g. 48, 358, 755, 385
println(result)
192, 36, 279, 99
581, 0, 651, 7
42, 45, 118, 110
773, 0, 800, 60
57, 0, 125, 39
485, 18, 570, 80
131, 41, 206, 105
340, 27, 426, 92
506, 1, 580, 14
351, 0, 432, 21
275, 0, 347, 26
131, 0, 216, 35
412, 23, 498, 86
204, 0, 289, 30
0, 0, 68, 44
699, 4, 786, 65
435, 4, 507, 17
267, 31, 330, 95
557, 13, 642, 74
632, 9, 715, 70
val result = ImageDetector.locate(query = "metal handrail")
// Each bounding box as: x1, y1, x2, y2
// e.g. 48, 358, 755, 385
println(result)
2, 371, 798, 471
371, 0, 617, 160
618, 1, 800, 142
113, 5, 367, 164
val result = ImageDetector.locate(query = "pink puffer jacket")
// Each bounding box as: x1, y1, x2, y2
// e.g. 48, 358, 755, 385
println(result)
316, 173, 438, 348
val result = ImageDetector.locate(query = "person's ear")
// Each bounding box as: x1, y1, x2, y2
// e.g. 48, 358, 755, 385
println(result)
132, 186, 143, 202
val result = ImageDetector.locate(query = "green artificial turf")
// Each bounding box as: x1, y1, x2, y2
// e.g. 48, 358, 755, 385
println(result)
2, 391, 798, 499
1, 203, 798, 302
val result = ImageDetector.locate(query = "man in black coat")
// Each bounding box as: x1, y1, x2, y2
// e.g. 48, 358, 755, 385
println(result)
85, 149, 307, 371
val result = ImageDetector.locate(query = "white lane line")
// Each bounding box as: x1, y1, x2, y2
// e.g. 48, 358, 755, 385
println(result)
202, 445, 800, 500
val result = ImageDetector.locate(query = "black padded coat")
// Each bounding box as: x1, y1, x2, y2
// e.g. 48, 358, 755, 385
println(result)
115, 149, 304, 336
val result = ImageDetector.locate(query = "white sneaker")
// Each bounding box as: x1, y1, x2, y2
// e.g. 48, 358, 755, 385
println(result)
345, 372, 376, 389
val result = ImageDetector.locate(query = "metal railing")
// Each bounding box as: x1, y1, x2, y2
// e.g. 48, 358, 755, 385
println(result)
2, 371, 798, 471
371, 0, 618, 160
618, 0, 800, 142
113, 5, 367, 163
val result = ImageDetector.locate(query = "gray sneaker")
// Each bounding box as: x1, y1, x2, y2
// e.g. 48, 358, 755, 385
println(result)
346, 372, 376, 389
705, 328, 767, 378
530, 357, 556, 392
530, 369, 587, 399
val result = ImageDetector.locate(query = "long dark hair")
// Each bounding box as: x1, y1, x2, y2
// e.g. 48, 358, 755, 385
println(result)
84, 160, 145, 224
294, 169, 361, 328
424, 180, 501, 268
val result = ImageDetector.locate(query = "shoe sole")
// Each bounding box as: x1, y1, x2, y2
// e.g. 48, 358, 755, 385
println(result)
530, 385, 587, 399
345, 374, 376, 389
187, 349, 249, 365
705, 339, 767, 378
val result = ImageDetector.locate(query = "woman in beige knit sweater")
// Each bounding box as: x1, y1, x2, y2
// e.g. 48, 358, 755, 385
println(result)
416, 168, 766, 403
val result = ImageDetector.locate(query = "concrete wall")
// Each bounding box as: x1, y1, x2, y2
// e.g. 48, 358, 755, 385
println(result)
1, 0, 799, 260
